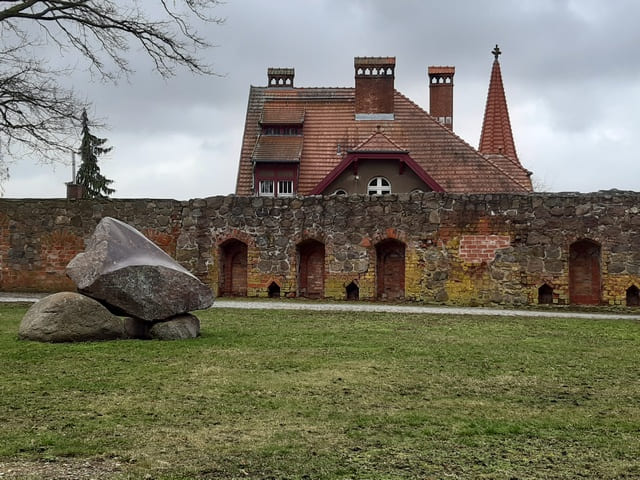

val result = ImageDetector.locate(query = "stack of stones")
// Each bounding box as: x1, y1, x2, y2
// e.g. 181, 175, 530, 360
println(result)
19, 217, 214, 342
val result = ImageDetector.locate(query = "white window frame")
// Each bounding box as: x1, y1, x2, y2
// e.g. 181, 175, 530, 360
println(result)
368, 177, 391, 195
278, 180, 294, 197
259, 180, 274, 196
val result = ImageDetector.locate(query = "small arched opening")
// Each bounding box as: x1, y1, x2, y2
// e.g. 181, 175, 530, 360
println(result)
346, 281, 359, 300
538, 284, 554, 305
626, 285, 640, 307
268, 281, 281, 298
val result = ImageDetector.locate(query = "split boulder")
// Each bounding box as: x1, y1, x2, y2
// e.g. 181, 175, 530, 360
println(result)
66, 217, 214, 321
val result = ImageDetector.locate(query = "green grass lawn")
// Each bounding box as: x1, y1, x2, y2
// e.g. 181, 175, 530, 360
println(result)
1, 303, 639, 479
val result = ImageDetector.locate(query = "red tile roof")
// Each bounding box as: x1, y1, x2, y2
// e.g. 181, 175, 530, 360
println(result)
350, 130, 407, 153
236, 76, 532, 195
479, 56, 519, 163
251, 135, 303, 163
261, 102, 305, 124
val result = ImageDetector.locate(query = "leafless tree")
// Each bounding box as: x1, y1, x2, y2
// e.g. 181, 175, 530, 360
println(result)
0, 0, 223, 185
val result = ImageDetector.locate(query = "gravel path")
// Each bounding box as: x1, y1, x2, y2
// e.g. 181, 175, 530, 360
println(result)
211, 298, 640, 320
2, 293, 639, 320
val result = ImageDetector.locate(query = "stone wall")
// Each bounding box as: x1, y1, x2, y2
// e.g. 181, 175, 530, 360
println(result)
1, 191, 639, 306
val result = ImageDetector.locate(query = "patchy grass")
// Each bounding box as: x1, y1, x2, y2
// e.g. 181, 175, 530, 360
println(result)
1, 303, 639, 479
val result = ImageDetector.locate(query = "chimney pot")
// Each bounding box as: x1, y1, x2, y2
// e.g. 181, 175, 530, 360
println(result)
267, 67, 294, 88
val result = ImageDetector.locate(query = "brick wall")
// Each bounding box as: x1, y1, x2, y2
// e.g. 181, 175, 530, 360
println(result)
1, 191, 640, 306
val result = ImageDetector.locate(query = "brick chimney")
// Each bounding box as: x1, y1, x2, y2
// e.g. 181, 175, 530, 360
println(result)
355, 57, 395, 120
428, 66, 455, 130
267, 68, 294, 87
66, 182, 85, 199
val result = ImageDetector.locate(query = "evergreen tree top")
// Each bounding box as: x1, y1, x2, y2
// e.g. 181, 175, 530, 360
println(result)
75, 109, 115, 199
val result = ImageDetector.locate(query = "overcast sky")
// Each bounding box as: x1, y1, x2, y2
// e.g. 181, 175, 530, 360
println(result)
3, 0, 640, 199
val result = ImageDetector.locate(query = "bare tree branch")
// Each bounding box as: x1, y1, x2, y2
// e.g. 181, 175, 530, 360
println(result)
0, 0, 223, 185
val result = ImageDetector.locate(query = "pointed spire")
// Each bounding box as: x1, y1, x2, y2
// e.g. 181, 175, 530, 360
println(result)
479, 45, 519, 164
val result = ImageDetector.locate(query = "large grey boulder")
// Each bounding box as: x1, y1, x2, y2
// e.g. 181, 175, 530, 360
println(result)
18, 292, 140, 342
149, 313, 201, 340
66, 217, 213, 321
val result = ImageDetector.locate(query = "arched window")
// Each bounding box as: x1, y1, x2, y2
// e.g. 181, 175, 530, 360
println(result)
368, 177, 391, 195
332, 189, 347, 196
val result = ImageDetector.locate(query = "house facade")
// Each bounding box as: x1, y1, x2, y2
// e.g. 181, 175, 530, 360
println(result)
235, 48, 533, 197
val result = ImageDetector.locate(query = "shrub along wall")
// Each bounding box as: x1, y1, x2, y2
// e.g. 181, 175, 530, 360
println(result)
1, 191, 639, 306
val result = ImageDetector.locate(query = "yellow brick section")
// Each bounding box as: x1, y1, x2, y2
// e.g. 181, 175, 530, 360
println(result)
405, 245, 422, 300
325, 274, 375, 300
603, 274, 640, 306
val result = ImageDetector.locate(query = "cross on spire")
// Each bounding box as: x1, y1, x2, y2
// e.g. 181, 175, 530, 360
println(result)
492, 44, 502, 60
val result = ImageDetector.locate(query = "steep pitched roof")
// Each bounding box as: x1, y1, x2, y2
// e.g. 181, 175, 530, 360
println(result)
236, 77, 532, 195
479, 45, 520, 164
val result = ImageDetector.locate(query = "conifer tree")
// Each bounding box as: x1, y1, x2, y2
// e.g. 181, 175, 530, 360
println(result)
75, 110, 115, 198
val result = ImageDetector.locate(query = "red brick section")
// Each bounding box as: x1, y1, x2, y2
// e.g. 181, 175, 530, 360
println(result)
376, 239, 405, 300
354, 57, 395, 115
0, 213, 9, 288
298, 241, 324, 298
428, 66, 455, 130
220, 239, 248, 296
459, 235, 511, 263
479, 50, 519, 164
569, 240, 601, 305
142, 228, 177, 257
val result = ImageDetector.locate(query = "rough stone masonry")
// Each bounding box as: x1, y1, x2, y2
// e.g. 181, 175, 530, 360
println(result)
1, 191, 639, 306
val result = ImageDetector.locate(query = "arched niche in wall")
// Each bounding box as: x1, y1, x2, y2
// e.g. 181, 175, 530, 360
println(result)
569, 239, 601, 305
375, 239, 406, 301
219, 239, 248, 297
268, 281, 281, 298
297, 239, 325, 299
538, 283, 554, 305
626, 285, 640, 307
346, 281, 359, 300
